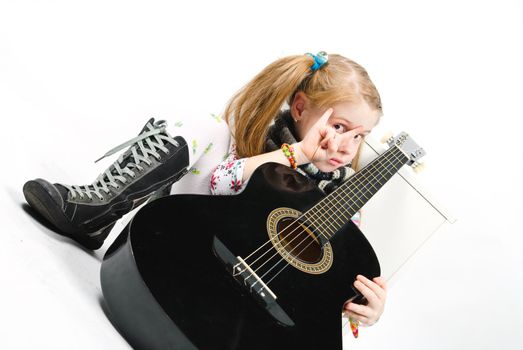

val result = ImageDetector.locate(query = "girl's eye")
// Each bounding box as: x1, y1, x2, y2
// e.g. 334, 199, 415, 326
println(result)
354, 134, 363, 141
333, 124, 346, 133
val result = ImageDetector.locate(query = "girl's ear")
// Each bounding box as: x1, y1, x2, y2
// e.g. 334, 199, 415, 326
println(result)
291, 91, 308, 122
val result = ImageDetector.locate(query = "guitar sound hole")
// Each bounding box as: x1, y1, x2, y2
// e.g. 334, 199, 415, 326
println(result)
277, 217, 322, 264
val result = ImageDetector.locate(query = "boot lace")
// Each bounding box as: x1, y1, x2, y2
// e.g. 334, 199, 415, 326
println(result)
65, 119, 179, 201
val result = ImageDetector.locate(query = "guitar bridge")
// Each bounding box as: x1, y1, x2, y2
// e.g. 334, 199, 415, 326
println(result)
212, 236, 295, 327
232, 256, 278, 301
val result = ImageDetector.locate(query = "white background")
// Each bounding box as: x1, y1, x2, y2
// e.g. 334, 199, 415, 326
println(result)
1, 0, 522, 349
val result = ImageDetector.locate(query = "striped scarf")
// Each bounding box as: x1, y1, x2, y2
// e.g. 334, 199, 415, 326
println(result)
265, 109, 355, 194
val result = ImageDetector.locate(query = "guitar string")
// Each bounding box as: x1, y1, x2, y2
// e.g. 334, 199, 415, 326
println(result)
245, 149, 402, 294
256, 149, 404, 286
261, 149, 406, 286
298, 151, 404, 330
243, 146, 402, 279
239, 144, 397, 275
245, 146, 400, 275
242, 146, 405, 290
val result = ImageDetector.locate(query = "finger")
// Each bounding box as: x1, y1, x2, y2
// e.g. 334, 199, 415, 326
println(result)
345, 302, 370, 317
357, 275, 386, 301
319, 125, 334, 139
346, 303, 380, 327
345, 309, 372, 326
320, 127, 336, 148
326, 134, 339, 153
349, 125, 366, 135
353, 279, 380, 305
319, 125, 329, 138
313, 108, 334, 129
320, 137, 329, 149
345, 310, 369, 323
339, 125, 366, 141
373, 276, 388, 292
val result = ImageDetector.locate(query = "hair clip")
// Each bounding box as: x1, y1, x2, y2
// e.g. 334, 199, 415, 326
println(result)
306, 51, 328, 72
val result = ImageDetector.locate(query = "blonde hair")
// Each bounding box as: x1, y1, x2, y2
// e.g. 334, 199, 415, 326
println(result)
223, 53, 383, 167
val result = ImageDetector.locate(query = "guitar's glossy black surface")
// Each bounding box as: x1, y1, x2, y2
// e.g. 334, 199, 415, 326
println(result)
101, 163, 381, 350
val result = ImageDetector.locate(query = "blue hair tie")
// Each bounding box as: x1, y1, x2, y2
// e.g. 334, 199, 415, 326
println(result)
306, 51, 328, 72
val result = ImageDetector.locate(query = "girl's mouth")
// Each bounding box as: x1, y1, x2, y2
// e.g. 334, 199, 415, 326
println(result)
328, 158, 342, 166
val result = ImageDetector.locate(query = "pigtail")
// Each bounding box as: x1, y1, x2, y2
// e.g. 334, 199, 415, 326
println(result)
224, 55, 316, 158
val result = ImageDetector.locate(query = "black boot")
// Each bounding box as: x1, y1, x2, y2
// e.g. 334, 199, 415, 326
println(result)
23, 118, 189, 250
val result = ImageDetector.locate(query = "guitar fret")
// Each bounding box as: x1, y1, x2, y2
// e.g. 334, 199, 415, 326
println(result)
303, 206, 336, 240
324, 196, 345, 234
306, 146, 409, 238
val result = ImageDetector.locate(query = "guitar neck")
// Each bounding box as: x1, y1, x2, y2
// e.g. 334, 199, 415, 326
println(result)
303, 145, 410, 238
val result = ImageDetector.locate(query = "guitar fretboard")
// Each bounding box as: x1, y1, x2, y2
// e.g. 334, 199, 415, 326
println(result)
302, 145, 409, 240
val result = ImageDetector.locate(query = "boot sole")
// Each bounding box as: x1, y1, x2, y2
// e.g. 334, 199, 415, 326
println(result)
23, 180, 112, 250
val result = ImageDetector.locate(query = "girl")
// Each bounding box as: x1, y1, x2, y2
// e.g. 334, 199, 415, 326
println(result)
209, 52, 387, 337
23, 51, 386, 339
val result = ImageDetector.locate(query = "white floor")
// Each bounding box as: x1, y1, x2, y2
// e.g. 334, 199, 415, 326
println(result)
1, 1, 523, 349
2, 192, 132, 348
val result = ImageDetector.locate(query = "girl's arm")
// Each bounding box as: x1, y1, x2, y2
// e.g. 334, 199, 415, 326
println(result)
210, 141, 308, 195
242, 108, 364, 183
210, 157, 247, 195
212, 107, 366, 194
241, 142, 308, 182
241, 108, 335, 182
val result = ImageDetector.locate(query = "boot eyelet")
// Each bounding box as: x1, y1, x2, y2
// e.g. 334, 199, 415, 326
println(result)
165, 150, 170, 154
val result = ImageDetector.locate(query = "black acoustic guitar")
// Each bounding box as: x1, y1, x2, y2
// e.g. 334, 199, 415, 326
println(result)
101, 132, 425, 350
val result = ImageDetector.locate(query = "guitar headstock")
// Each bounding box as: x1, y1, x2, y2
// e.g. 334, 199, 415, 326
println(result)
383, 131, 426, 169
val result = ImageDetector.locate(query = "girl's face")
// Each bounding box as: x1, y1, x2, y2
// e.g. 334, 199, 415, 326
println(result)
292, 93, 380, 172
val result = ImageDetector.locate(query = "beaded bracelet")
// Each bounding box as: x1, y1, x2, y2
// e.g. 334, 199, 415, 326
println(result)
281, 143, 298, 170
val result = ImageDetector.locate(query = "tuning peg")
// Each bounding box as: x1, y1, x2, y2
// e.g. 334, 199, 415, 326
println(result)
412, 161, 426, 174
380, 131, 394, 144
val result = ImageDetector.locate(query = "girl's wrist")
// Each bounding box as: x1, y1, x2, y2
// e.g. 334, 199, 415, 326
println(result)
292, 142, 311, 165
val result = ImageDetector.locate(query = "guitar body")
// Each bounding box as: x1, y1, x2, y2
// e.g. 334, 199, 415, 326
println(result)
101, 163, 381, 350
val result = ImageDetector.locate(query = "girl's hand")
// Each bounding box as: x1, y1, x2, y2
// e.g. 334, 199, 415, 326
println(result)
343, 275, 387, 326
294, 108, 365, 164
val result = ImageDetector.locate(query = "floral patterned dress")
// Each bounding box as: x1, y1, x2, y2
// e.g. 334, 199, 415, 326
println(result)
210, 142, 248, 195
